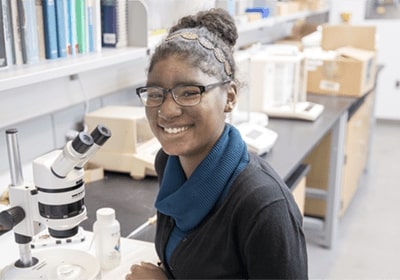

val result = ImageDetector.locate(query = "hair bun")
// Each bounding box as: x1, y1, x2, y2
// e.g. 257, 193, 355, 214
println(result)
169, 8, 238, 49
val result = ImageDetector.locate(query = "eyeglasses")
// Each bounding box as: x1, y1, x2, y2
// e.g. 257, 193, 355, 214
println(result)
136, 81, 230, 107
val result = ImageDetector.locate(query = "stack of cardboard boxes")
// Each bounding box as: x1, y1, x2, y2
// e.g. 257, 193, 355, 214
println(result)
306, 24, 377, 97
303, 24, 378, 218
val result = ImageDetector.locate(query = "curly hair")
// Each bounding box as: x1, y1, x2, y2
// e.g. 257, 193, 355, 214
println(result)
148, 8, 238, 81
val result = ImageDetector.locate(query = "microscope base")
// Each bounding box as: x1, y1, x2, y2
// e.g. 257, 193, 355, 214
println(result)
0, 248, 100, 280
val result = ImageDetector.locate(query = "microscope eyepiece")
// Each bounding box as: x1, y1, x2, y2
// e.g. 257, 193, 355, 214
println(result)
71, 132, 94, 154
91, 124, 111, 146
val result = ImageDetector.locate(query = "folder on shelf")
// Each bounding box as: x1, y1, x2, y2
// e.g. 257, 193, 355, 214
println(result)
55, 0, 69, 57
1, 0, 15, 66
67, 0, 78, 55
10, 0, 23, 65
35, 0, 46, 60
17, 0, 40, 64
75, 0, 87, 53
101, 0, 127, 48
0, 4, 6, 67
42, 0, 58, 59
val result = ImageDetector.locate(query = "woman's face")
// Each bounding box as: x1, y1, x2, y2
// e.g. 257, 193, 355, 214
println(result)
145, 56, 233, 162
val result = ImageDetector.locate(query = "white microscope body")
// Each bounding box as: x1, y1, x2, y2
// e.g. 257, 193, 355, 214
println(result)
0, 125, 111, 279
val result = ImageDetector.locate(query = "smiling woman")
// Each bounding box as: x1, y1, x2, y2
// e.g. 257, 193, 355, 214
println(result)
126, 8, 308, 280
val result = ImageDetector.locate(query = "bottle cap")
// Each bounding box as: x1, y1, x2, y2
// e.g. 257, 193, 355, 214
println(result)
96, 207, 115, 223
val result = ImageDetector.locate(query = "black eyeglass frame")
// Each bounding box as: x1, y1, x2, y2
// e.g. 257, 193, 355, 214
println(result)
136, 80, 231, 107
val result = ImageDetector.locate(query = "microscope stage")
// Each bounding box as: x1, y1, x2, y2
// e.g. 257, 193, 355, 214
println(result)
1, 248, 100, 280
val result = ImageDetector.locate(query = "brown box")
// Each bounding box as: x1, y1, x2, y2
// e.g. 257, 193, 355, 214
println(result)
321, 24, 376, 51
306, 24, 377, 97
276, 1, 301, 16
294, 0, 326, 11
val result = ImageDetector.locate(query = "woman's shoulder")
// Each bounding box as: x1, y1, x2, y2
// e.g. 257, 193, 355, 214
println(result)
223, 152, 303, 226
227, 152, 294, 209
237, 152, 286, 191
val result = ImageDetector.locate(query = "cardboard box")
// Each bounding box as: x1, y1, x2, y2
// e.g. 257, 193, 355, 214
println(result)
306, 24, 377, 97
321, 24, 376, 51
276, 1, 301, 16
306, 46, 376, 97
294, 0, 326, 11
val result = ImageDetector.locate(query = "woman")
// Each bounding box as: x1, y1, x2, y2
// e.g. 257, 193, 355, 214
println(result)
126, 8, 308, 279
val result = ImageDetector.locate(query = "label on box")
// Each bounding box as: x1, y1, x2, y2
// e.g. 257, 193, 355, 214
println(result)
319, 80, 340, 92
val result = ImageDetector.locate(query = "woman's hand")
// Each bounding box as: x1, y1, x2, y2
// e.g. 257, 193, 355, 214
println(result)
125, 262, 168, 280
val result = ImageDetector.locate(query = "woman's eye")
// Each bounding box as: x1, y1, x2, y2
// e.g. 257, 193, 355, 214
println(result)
182, 91, 199, 97
148, 92, 163, 99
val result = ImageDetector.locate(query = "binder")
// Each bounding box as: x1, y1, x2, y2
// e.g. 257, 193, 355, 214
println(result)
91, 0, 102, 52
10, 0, 23, 65
42, 0, 58, 59
101, 0, 117, 47
17, 0, 40, 64
115, 0, 127, 48
1, 0, 14, 66
67, 0, 78, 55
0, 2, 7, 67
101, 0, 127, 48
35, 0, 46, 60
87, 0, 94, 52
75, 0, 87, 53
55, 0, 68, 57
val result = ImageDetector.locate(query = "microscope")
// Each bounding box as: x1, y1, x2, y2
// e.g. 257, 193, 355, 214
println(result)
0, 124, 111, 279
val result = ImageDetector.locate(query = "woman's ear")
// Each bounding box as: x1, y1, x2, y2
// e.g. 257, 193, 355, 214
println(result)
224, 82, 238, 113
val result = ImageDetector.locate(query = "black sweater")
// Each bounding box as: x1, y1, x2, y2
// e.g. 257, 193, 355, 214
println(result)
154, 150, 308, 279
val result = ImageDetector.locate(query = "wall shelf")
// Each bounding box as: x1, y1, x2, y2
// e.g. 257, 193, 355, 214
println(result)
0, 47, 147, 92
237, 8, 329, 33
236, 8, 329, 48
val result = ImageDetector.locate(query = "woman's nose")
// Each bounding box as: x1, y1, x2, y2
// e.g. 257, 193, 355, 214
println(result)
158, 94, 182, 120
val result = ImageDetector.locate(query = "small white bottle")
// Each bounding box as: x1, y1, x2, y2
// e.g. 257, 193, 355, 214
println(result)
93, 207, 121, 270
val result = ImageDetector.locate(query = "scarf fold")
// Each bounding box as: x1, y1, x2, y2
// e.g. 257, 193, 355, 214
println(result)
155, 123, 249, 232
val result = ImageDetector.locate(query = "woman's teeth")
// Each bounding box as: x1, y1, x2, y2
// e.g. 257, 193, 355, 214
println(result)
164, 126, 189, 134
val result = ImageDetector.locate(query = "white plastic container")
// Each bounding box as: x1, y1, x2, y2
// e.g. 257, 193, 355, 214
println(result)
93, 207, 121, 270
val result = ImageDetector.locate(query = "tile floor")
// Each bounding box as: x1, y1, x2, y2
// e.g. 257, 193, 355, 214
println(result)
307, 119, 400, 279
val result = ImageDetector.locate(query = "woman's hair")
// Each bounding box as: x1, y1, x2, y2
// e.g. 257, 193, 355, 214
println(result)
148, 8, 238, 81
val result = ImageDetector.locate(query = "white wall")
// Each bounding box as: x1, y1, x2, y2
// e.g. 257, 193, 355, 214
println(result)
329, 0, 400, 120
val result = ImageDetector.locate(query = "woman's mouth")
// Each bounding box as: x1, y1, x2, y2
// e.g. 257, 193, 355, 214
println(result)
163, 126, 189, 134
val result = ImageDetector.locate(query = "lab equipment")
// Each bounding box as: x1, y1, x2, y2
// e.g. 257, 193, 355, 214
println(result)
0, 125, 110, 279
236, 122, 278, 155
250, 44, 324, 121
93, 207, 121, 270
233, 47, 279, 154
85, 106, 161, 180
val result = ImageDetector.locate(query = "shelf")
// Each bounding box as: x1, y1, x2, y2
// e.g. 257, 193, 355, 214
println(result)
0, 47, 147, 92
235, 8, 329, 48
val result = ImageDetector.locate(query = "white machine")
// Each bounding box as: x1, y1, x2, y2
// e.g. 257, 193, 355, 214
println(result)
0, 125, 110, 279
85, 106, 161, 180
236, 122, 278, 155
250, 44, 324, 121
231, 49, 279, 154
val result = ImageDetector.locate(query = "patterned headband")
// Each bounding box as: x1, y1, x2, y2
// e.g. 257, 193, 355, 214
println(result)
165, 31, 233, 77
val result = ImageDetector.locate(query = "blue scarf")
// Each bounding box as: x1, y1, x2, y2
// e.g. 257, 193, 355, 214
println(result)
155, 123, 249, 261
